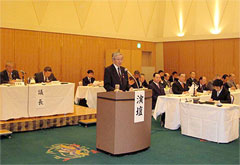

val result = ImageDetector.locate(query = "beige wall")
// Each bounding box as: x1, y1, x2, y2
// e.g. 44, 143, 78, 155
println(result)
0, 0, 239, 42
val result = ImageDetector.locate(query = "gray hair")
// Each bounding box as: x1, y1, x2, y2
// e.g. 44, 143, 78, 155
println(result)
112, 52, 122, 60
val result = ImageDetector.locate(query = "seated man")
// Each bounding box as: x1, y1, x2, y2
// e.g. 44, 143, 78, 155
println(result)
228, 73, 238, 90
186, 71, 198, 87
140, 73, 148, 88
207, 74, 221, 91
162, 73, 171, 88
34, 66, 57, 83
210, 79, 231, 103
222, 74, 230, 90
148, 72, 166, 126
0, 62, 20, 84
172, 73, 189, 94
149, 70, 165, 85
169, 71, 178, 83
131, 70, 141, 88
197, 76, 209, 93
82, 70, 95, 86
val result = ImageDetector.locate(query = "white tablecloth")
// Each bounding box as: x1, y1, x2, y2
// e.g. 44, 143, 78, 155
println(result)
0, 83, 74, 120
153, 90, 240, 130
28, 83, 74, 117
180, 102, 239, 143
0, 85, 29, 120
74, 86, 106, 109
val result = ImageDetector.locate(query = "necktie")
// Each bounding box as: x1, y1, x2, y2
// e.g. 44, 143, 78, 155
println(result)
8, 72, 12, 81
118, 67, 122, 84
181, 83, 184, 88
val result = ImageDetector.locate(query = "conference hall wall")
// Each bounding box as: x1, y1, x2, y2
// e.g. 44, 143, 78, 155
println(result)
163, 38, 240, 83
0, 28, 156, 87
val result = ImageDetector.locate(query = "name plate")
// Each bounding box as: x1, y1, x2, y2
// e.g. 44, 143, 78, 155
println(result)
14, 82, 25, 86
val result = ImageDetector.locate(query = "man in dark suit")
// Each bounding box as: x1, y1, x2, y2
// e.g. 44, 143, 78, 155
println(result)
34, 66, 57, 83
140, 73, 148, 88
82, 70, 95, 86
162, 73, 171, 88
197, 76, 209, 93
186, 71, 198, 87
104, 52, 129, 92
211, 79, 231, 103
131, 70, 141, 88
149, 70, 164, 84
172, 73, 189, 94
222, 74, 230, 90
169, 71, 178, 83
148, 72, 166, 126
0, 62, 20, 84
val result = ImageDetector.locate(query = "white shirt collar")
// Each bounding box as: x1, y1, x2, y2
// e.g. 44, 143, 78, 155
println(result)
217, 88, 223, 96
113, 64, 121, 73
153, 81, 159, 87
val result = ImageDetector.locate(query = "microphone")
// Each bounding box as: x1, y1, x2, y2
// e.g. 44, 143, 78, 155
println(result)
125, 68, 139, 89
20, 70, 27, 74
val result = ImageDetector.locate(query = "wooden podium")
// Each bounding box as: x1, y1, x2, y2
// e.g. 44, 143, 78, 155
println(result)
96, 89, 152, 155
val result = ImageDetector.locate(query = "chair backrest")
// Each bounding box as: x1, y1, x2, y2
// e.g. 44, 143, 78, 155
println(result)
230, 94, 234, 104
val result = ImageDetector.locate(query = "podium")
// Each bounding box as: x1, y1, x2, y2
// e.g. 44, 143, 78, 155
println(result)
96, 89, 152, 155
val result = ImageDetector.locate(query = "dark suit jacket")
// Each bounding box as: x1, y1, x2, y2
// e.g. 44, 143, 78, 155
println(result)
82, 76, 95, 86
0, 70, 20, 84
34, 72, 57, 83
131, 78, 141, 88
142, 80, 148, 88
149, 79, 153, 84
104, 64, 129, 91
169, 76, 178, 83
223, 83, 230, 90
197, 83, 209, 93
186, 78, 198, 87
172, 81, 189, 94
148, 82, 165, 109
211, 87, 231, 103
162, 79, 171, 88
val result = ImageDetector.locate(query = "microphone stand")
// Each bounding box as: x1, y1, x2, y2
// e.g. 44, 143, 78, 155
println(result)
125, 69, 139, 89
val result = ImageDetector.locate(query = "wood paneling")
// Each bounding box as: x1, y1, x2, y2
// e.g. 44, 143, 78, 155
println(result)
178, 41, 195, 75
234, 39, 240, 83
0, 28, 156, 88
213, 39, 235, 75
195, 40, 214, 79
39, 32, 63, 80
131, 50, 142, 73
163, 42, 179, 74
14, 30, 39, 78
62, 34, 84, 86
164, 38, 240, 83
0, 29, 15, 69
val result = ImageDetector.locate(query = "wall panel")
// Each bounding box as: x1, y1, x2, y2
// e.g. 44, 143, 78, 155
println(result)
0, 28, 15, 70
39, 32, 63, 80
163, 38, 240, 83
0, 28, 155, 87
14, 30, 39, 78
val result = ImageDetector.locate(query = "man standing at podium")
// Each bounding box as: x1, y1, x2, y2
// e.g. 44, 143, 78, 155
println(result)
104, 52, 129, 91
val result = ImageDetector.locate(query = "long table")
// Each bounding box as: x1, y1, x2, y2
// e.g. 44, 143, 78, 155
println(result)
153, 90, 240, 130
180, 102, 239, 143
0, 83, 75, 120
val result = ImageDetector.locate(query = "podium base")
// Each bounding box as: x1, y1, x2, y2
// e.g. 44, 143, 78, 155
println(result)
96, 147, 150, 156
